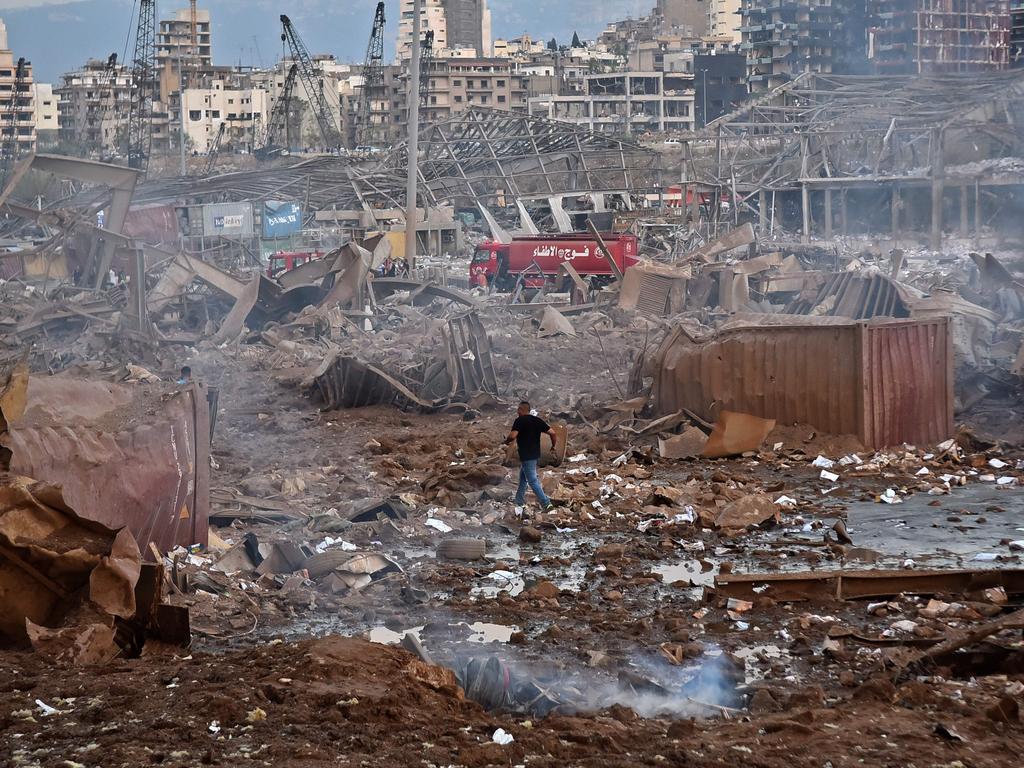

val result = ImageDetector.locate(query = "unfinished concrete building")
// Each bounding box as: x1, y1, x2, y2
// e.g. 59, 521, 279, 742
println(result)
1009, 0, 1024, 64
682, 71, 1024, 250
867, 0, 1011, 74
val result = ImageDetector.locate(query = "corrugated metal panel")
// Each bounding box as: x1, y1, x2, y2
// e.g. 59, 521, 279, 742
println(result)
652, 318, 952, 449
1, 378, 211, 555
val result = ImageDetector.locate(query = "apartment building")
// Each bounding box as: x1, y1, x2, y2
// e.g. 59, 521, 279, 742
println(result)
740, 0, 866, 92
867, 0, 1011, 74
397, 0, 490, 59
708, 0, 743, 44
32, 83, 58, 147
181, 80, 271, 153
420, 58, 527, 122
54, 58, 132, 153
157, 7, 213, 70
0, 19, 35, 157
527, 71, 696, 134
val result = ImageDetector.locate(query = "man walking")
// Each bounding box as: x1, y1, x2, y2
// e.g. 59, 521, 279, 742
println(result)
504, 401, 557, 511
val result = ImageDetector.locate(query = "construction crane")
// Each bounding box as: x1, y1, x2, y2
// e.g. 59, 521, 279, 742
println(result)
279, 14, 340, 149
258, 63, 298, 155
203, 123, 225, 176
188, 0, 199, 86
1, 57, 29, 185
126, 0, 157, 171
356, 1, 386, 147
419, 30, 434, 110
96, 53, 120, 158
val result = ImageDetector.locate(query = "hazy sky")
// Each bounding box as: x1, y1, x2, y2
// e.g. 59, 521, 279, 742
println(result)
0, 0, 652, 83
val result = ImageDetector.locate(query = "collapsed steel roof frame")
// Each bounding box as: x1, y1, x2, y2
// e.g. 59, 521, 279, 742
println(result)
386, 107, 664, 205
684, 71, 1024, 195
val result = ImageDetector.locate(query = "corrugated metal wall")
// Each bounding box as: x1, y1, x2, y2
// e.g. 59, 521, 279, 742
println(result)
3, 378, 211, 554
652, 318, 952, 449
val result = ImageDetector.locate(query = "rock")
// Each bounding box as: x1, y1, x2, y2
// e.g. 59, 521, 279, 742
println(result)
838, 670, 856, 687
529, 581, 560, 599
604, 590, 623, 601
853, 677, 897, 703
748, 689, 781, 714
715, 494, 779, 533
594, 543, 626, 562
519, 526, 543, 544
986, 696, 1019, 723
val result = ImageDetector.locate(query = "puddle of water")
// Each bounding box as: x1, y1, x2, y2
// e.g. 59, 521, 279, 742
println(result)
470, 569, 525, 598
467, 621, 519, 643
843, 484, 1024, 563
654, 560, 717, 587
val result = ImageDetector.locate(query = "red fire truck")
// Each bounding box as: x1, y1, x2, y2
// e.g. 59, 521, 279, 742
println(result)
470, 233, 639, 291
266, 250, 324, 278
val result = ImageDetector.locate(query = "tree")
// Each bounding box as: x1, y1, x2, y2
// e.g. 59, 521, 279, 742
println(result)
547, 38, 557, 51
571, 31, 582, 48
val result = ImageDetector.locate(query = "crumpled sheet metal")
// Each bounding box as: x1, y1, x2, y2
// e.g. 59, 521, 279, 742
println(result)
1, 376, 210, 555
651, 317, 953, 449
0, 476, 142, 647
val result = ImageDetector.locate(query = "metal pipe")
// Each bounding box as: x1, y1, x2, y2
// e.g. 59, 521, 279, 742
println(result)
405, 0, 423, 269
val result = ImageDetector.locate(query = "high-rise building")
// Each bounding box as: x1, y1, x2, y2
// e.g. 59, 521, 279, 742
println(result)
397, 0, 490, 59
867, 0, 1011, 74
740, 0, 867, 92
708, 0, 742, 43
157, 7, 213, 69
0, 19, 35, 157
657, 0, 711, 36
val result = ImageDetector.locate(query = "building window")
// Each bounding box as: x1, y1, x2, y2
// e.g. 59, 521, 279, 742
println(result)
497, 95, 506, 103
497, 79, 505, 87
453, 79, 461, 86
455, 95, 463, 103
211, 110, 220, 118
430, 96, 437, 104
189, 110, 201, 120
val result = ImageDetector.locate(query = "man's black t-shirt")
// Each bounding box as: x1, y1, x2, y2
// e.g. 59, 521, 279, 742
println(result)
512, 414, 550, 461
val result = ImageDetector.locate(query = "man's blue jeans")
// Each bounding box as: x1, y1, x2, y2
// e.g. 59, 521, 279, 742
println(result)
515, 459, 550, 506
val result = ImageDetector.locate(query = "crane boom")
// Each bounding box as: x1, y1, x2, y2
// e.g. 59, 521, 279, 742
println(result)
279, 14, 340, 149
203, 123, 225, 176
1, 57, 29, 185
126, 0, 157, 171
419, 30, 433, 109
357, 1, 386, 147
261, 63, 298, 151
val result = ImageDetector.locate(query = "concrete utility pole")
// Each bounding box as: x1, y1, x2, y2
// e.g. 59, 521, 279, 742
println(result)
405, 0, 423, 269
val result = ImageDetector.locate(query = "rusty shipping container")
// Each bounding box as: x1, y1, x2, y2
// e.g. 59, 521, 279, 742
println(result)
1, 376, 211, 555
651, 318, 953, 449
